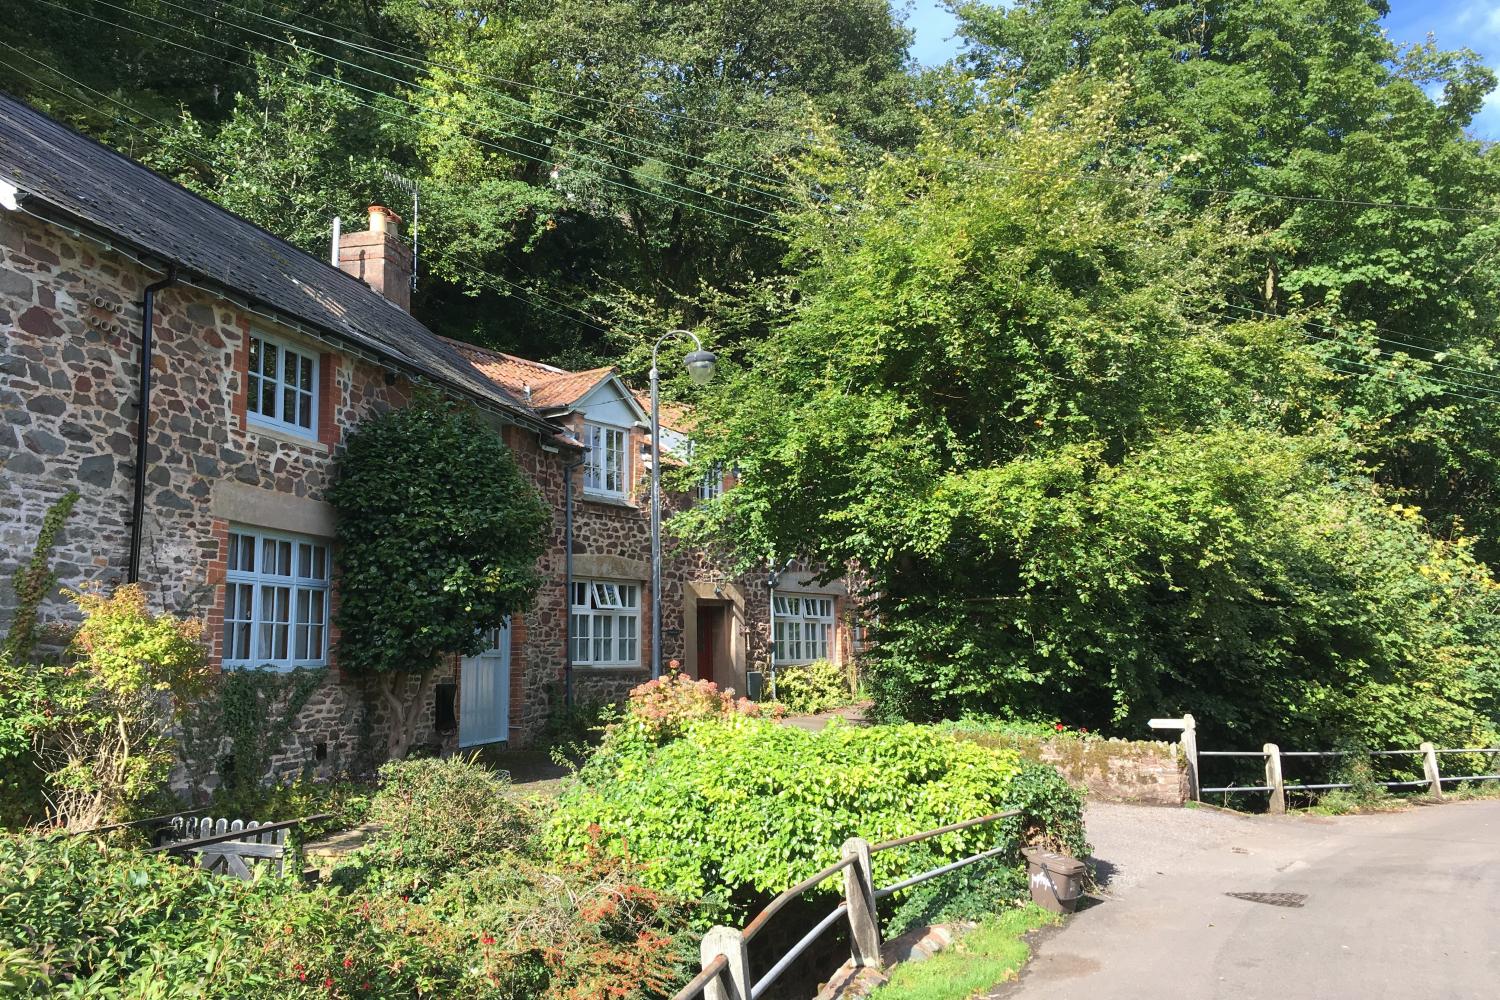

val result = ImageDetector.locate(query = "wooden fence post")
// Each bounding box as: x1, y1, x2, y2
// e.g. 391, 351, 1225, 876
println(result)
1420, 742, 1443, 800
1264, 744, 1286, 814
841, 837, 882, 968
1181, 714, 1200, 802
700, 926, 751, 1000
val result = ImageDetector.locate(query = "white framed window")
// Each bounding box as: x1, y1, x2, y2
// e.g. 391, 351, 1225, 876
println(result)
247, 331, 318, 436
774, 594, 835, 665
223, 527, 331, 670
696, 462, 724, 501
570, 579, 640, 667
583, 422, 627, 497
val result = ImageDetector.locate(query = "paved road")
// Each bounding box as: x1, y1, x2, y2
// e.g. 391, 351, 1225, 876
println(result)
997, 799, 1500, 1000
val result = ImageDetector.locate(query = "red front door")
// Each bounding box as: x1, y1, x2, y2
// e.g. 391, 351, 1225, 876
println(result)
696, 605, 721, 684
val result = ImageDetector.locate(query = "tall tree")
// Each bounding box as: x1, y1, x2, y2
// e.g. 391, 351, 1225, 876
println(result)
951, 0, 1500, 558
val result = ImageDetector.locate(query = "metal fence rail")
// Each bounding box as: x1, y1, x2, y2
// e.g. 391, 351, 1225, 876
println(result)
671, 808, 1023, 1000
1146, 716, 1500, 813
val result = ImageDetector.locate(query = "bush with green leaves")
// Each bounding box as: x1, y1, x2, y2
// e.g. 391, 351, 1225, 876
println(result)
547, 715, 1085, 920
774, 658, 852, 715
328, 394, 549, 760
358, 756, 535, 891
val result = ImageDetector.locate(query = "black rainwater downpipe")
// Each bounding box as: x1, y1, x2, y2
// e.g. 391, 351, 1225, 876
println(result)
563, 456, 584, 709
127, 266, 178, 584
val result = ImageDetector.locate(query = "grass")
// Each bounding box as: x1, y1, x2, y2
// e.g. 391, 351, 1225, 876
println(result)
868, 905, 1060, 1000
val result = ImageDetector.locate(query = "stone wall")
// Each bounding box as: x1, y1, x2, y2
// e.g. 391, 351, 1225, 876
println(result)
955, 731, 1188, 806
0, 208, 436, 790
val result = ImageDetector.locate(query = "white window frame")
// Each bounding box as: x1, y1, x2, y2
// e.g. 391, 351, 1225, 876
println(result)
696, 462, 724, 501
582, 421, 628, 498
570, 578, 641, 667
246, 330, 319, 438
774, 594, 835, 665
223, 526, 331, 671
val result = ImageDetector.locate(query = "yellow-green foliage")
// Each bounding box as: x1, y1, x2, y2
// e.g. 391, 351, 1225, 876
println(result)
870, 906, 1060, 1000
45, 585, 209, 831
548, 714, 1085, 919
775, 659, 852, 715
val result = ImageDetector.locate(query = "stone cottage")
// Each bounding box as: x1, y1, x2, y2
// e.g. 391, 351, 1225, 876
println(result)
0, 94, 855, 784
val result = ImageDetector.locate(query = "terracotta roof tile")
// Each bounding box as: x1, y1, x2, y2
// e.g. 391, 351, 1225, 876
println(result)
445, 339, 616, 411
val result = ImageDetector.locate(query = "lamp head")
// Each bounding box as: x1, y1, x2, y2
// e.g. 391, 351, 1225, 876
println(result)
683, 349, 718, 386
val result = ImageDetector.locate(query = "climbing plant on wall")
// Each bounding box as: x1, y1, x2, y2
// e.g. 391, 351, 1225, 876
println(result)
328, 394, 549, 760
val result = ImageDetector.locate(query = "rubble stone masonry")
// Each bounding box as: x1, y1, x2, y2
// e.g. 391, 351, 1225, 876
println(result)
1, 207, 861, 796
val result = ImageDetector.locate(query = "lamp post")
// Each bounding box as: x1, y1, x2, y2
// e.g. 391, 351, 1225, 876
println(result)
650, 329, 717, 679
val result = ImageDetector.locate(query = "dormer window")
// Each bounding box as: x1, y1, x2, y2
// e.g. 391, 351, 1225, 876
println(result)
583, 421, 627, 497
247, 331, 318, 437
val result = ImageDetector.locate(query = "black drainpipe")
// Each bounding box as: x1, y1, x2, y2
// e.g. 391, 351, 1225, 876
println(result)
127, 266, 178, 584
563, 456, 584, 708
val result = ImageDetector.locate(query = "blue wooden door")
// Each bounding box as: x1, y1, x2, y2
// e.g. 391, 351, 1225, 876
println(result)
459, 621, 510, 747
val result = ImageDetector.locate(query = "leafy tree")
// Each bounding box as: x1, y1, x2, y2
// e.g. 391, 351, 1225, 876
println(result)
680, 76, 1500, 748
328, 396, 549, 760
951, 0, 1500, 559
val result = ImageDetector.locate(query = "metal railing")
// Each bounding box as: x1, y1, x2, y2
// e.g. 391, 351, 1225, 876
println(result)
670, 808, 1021, 1000
1145, 714, 1500, 813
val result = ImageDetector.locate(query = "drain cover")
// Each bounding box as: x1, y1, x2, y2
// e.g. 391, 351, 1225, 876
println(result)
1226, 892, 1307, 908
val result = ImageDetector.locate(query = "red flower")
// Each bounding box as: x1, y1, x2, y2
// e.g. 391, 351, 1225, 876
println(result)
1054, 723, 1065, 731
481, 934, 497, 946
343, 957, 354, 969
1080, 727, 1089, 734
323, 977, 334, 989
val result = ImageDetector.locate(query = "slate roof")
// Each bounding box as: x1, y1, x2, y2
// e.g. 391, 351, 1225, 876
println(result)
0, 92, 551, 433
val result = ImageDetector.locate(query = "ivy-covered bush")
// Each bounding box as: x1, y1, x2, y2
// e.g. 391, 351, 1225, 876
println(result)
547, 714, 1086, 919
328, 394, 549, 760
774, 659, 851, 715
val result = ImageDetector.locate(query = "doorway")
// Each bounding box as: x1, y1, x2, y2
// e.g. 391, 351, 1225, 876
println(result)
695, 604, 727, 685
459, 620, 510, 747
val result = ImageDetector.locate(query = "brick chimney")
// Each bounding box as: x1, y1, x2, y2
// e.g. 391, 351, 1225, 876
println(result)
338, 204, 412, 311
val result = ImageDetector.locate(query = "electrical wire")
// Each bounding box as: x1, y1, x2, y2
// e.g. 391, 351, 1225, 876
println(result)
192, 0, 800, 200
70, 0, 783, 221
30, 0, 780, 232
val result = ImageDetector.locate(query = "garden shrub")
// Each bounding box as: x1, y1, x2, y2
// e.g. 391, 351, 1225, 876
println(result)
548, 714, 1085, 920
361, 756, 535, 888
621, 672, 778, 745
774, 658, 851, 715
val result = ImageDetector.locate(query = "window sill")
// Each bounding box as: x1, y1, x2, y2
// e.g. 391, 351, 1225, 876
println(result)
571, 664, 648, 673
246, 418, 329, 454
580, 494, 639, 511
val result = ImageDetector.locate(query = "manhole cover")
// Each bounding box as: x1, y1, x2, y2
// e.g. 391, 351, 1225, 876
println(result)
1226, 892, 1306, 908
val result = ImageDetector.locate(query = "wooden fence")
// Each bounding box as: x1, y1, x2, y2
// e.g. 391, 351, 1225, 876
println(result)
670, 809, 1023, 1000
1148, 714, 1500, 812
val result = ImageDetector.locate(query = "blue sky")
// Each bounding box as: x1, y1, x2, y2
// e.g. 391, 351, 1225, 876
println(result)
898, 1, 1500, 140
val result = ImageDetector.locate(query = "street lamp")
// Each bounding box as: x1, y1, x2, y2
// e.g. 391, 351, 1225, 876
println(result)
650, 329, 717, 679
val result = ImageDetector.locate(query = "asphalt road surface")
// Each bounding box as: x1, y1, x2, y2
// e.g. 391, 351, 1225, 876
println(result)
996, 799, 1500, 1000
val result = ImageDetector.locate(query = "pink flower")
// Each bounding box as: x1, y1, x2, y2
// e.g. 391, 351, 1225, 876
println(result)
1055, 723, 1065, 731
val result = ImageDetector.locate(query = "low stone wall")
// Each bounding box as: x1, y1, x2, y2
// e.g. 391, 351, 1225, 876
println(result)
956, 732, 1187, 806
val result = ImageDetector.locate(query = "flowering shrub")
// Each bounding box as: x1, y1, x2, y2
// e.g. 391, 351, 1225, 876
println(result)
621, 672, 779, 744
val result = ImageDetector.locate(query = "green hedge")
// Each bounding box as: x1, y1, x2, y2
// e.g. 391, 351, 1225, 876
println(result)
546, 718, 1086, 917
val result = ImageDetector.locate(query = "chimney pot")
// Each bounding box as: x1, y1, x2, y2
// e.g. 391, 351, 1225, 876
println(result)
367, 203, 401, 236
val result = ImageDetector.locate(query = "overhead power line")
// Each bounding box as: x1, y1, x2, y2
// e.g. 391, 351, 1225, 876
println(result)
194, 0, 800, 200
29, 0, 779, 232
67, 0, 783, 222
